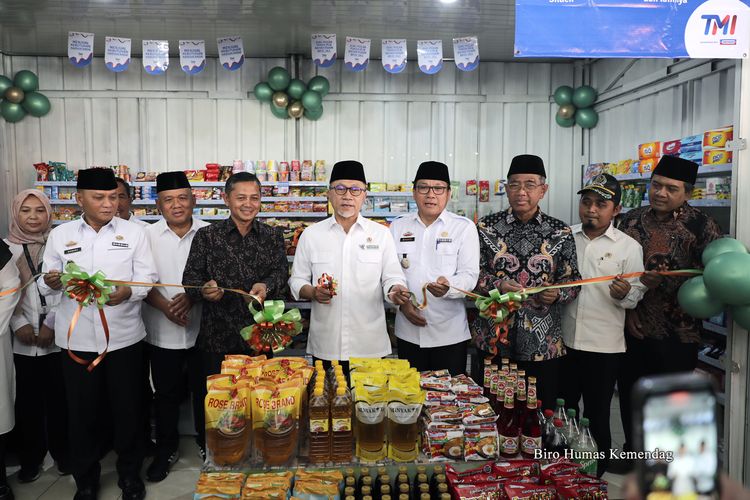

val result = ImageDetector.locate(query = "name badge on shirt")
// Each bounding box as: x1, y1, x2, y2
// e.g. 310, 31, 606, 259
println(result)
111, 241, 129, 248
436, 237, 452, 245
64, 247, 82, 255
400, 231, 415, 242
359, 244, 380, 250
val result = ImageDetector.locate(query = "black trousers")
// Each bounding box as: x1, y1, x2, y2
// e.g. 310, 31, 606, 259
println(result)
61, 343, 144, 488
618, 336, 699, 451
561, 348, 622, 476
149, 345, 202, 457
474, 350, 563, 412
12, 352, 69, 470
396, 338, 468, 376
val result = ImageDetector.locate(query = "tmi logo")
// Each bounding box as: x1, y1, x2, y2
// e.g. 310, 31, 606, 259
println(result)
701, 14, 738, 35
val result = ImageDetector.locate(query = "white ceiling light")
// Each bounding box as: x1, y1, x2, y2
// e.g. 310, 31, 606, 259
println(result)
439, 0, 459, 4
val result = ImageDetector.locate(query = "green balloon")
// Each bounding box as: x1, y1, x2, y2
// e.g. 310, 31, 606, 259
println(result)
732, 304, 750, 330
575, 108, 599, 129
301, 90, 322, 111
0, 100, 27, 122
13, 70, 38, 92
0, 76, 12, 95
253, 82, 274, 102
555, 114, 575, 127
287, 79, 307, 100
304, 105, 324, 121
267, 67, 291, 91
553, 85, 574, 106
21, 92, 51, 117
572, 85, 597, 108
677, 277, 725, 319
703, 252, 750, 305
307, 76, 330, 97
702, 237, 748, 267
270, 102, 289, 119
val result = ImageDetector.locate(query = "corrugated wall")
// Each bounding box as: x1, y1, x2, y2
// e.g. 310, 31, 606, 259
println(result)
0, 55, 582, 233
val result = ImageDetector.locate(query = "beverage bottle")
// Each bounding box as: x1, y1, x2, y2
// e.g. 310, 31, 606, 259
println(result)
497, 386, 520, 458
418, 484, 430, 500
495, 376, 507, 415
543, 409, 555, 440
345, 477, 356, 492
488, 364, 499, 409
344, 487, 355, 498
572, 417, 598, 475
414, 475, 429, 500
358, 468, 371, 493
308, 386, 330, 463
535, 395, 546, 430
515, 370, 527, 427
545, 418, 568, 454
380, 484, 392, 499
361, 485, 373, 499
501, 357, 510, 372
520, 399, 542, 459
564, 408, 580, 445
413, 469, 427, 496
482, 358, 492, 397
399, 495, 409, 500
431, 474, 447, 498
398, 482, 410, 498
554, 398, 569, 428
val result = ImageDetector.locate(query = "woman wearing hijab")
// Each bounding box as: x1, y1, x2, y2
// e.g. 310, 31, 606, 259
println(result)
5, 190, 69, 482
0, 239, 21, 500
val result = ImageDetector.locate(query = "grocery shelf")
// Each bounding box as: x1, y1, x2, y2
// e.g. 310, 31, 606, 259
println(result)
48, 199, 78, 204
361, 211, 413, 218
703, 321, 728, 336
698, 352, 725, 371
368, 191, 414, 197
36, 181, 77, 186
613, 164, 733, 182
256, 212, 328, 218
620, 199, 731, 213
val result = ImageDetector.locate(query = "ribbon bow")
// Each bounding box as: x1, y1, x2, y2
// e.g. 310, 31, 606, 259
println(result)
240, 298, 303, 354
60, 262, 114, 372
475, 289, 527, 354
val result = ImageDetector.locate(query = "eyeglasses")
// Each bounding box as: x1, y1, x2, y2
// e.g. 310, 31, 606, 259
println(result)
331, 185, 366, 197
506, 182, 543, 192
415, 184, 448, 195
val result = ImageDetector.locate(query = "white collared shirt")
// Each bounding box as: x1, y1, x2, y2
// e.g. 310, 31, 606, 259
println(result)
562, 223, 646, 353
125, 213, 149, 227
5, 241, 61, 356
289, 215, 407, 360
142, 217, 209, 349
389, 211, 480, 348
38, 216, 157, 354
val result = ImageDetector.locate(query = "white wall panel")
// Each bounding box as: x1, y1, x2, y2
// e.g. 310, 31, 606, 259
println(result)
0, 56, 583, 231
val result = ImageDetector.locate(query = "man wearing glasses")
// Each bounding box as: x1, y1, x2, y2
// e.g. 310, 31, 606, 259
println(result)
474, 154, 580, 409
289, 160, 410, 375
388, 162, 479, 375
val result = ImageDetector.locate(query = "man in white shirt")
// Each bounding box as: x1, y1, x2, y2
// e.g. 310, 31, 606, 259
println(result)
561, 173, 646, 476
389, 162, 479, 375
289, 160, 410, 374
38, 167, 157, 500
142, 172, 208, 482
116, 178, 149, 227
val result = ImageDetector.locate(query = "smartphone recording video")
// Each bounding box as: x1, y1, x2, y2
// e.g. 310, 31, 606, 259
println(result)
634, 373, 719, 500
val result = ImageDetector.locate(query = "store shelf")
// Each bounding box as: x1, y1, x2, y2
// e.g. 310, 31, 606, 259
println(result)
48, 199, 78, 204
36, 181, 77, 186
256, 212, 328, 218
368, 191, 414, 197
698, 352, 725, 371
361, 211, 414, 218
703, 321, 728, 336
613, 164, 733, 182
621, 199, 732, 213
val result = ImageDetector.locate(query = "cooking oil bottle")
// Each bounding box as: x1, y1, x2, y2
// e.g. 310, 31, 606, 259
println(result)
331, 379, 353, 462
308, 384, 330, 463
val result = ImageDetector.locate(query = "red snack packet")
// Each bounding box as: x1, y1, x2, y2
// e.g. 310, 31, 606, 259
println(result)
540, 461, 582, 484
556, 482, 609, 499
494, 460, 542, 478
504, 482, 557, 500
453, 482, 506, 500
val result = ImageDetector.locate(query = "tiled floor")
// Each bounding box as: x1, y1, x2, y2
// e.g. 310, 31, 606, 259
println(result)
7, 394, 629, 499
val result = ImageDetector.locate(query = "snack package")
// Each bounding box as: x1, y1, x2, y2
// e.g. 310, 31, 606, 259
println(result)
504, 483, 557, 500
540, 462, 583, 484
464, 424, 499, 460
204, 375, 252, 466
424, 420, 464, 461
662, 140, 681, 156
638, 142, 661, 160
466, 180, 478, 196
420, 370, 453, 392
679, 150, 703, 165
251, 379, 304, 467
703, 126, 733, 149
293, 469, 343, 500
639, 158, 657, 175
241, 471, 293, 499
195, 472, 246, 499
387, 373, 425, 462
703, 149, 732, 165
314, 160, 327, 182
479, 180, 490, 202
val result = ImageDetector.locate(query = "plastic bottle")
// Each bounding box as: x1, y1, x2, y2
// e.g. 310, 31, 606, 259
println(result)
572, 417, 598, 475
545, 418, 568, 454
358, 467, 371, 493
554, 398, 569, 428
542, 408, 555, 445
564, 408, 580, 445
521, 399, 542, 459
308, 386, 330, 463
331, 385, 353, 462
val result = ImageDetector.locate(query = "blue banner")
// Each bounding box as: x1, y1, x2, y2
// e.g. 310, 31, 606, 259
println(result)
515, 0, 750, 58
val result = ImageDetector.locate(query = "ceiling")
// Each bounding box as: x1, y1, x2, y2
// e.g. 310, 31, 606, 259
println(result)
0, 0, 523, 61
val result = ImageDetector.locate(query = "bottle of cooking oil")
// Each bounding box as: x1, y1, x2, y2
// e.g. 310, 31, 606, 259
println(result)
331, 383, 353, 462
358, 467, 371, 493
308, 385, 330, 463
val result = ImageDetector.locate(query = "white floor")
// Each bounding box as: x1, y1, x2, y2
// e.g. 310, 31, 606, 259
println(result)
7, 394, 629, 499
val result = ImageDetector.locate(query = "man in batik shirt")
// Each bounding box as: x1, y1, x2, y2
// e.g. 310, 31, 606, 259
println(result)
474, 154, 580, 409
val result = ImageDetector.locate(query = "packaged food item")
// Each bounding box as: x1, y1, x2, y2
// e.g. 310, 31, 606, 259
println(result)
204, 375, 252, 466
540, 462, 583, 484
479, 180, 490, 202
352, 372, 388, 462
294, 469, 344, 499
639, 158, 657, 175
466, 180, 477, 196
314, 160, 327, 182
387, 372, 425, 462
504, 483, 557, 500
452, 482, 505, 500
424, 420, 464, 461
369, 182, 387, 192
679, 150, 704, 165
241, 471, 293, 499
464, 424, 499, 460
638, 142, 661, 160
251, 379, 303, 467
703, 149, 732, 165
301, 160, 314, 181
703, 126, 733, 149
195, 472, 246, 499
390, 201, 408, 213
662, 139, 681, 156
462, 403, 498, 426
